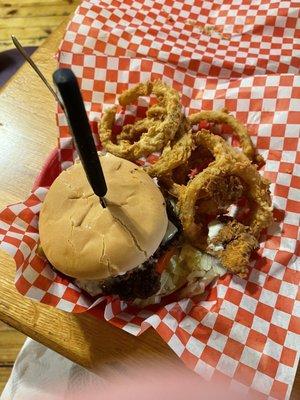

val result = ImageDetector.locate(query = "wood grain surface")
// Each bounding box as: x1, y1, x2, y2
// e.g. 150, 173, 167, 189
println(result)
0, 322, 25, 393
0, 17, 299, 399
0, 367, 13, 393
0, 0, 80, 51
0, 322, 25, 365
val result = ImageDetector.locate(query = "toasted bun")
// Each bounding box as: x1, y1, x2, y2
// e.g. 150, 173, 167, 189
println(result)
39, 153, 168, 280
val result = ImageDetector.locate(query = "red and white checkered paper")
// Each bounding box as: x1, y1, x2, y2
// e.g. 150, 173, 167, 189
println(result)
0, 1, 300, 398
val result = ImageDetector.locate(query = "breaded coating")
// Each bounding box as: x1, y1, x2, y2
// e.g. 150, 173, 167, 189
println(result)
209, 220, 259, 277
197, 175, 244, 215
99, 81, 182, 160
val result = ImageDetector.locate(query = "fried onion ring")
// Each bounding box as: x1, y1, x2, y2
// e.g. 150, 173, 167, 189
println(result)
177, 131, 272, 249
151, 128, 233, 198
99, 81, 182, 160
189, 109, 263, 165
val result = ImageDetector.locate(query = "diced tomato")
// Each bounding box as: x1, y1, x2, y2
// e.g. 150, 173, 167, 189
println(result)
199, 120, 210, 129
147, 154, 160, 164
156, 247, 177, 274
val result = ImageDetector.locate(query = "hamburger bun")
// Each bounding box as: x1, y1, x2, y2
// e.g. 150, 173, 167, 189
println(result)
39, 153, 168, 280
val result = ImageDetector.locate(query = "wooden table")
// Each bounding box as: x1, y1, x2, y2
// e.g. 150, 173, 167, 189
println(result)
0, 21, 299, 398
0, 0, 81, 52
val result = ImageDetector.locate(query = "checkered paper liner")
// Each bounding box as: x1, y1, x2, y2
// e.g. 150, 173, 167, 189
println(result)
0, 0, 300, 398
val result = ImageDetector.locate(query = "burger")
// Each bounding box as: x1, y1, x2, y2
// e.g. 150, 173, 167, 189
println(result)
39, 153, 225, 305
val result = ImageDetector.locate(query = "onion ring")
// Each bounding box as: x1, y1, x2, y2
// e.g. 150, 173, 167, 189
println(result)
189, 109, 264, 165
151, 128, 233, 198
99, 81, 182, 160
177, 131, 272, 249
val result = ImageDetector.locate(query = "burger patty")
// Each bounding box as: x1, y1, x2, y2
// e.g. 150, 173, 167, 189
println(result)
101, 255, 161, 300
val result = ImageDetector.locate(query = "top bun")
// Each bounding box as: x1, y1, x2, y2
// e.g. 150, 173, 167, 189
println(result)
39, 153, 168, 280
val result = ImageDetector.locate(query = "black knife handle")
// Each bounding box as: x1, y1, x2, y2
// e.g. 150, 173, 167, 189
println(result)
53, 68, 107, 198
